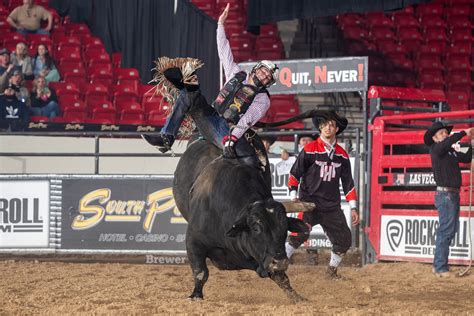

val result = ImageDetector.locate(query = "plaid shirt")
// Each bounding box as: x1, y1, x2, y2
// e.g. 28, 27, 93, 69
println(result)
216, 24, 270, 140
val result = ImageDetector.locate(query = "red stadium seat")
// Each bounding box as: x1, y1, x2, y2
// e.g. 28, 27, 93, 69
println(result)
111, 84, 139, 107
447, 91, 469, 111
118, 102, 144, 121
62, 71, 88, 86
420, 15, 446, 30
65, 23, 90, 35
416, 3, 443, 17
229, 34, 255, 51
146, 109, 168, 126
336, 14, 365, 28
54, 36, 82, 51
57, 95, 81, 111
447, 17, 472, 32
62, 100, 87, 120
112, 52, 122, 68
84, 118, 115, 124
29, 116, 49, 123
91, 101, 116, 122
89, 68, 114, 86
82, 36, 104, 47
114, 68, 140, 88
26, 33, 51, 44
446, 56, 472, 72
0, 20, 10, 32
51, 116, 86, 124
142, 95, 170, 113
366, 13, 393, 28
450, 28, 472, 43
82, 83, 109, 106
417, 57, 444, 71
424, 30, 447, 44
342, 26, 369, 40
2, 32, 25, 44
49, 82, 80, 97
446, 74, 471, 93
445, 4, 470, 18
392, 15, 418, 29
445, 43, 471, 59
398, 27, 422, 51
137, 84, 155, 103
55, 47, 82, 65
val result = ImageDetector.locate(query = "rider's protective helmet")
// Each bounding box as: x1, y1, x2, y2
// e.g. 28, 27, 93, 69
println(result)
250, 60, 279, 89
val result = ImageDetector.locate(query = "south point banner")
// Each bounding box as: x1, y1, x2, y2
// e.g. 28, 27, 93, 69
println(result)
61, 178, 186, 251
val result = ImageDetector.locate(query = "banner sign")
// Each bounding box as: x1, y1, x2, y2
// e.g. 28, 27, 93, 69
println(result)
61, 179, 187, 251
240, 57, 368, 94
0, 180, 50, 247
392, 173, 436, 186
28, 121, 159, 133
269, 157, 354, 248
380, 215, 474, 260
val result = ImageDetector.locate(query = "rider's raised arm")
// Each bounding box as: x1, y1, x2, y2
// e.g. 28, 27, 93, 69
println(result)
216, 24, 241, 81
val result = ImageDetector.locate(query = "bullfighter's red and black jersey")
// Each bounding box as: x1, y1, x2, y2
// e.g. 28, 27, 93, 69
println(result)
288, 137, 357, 211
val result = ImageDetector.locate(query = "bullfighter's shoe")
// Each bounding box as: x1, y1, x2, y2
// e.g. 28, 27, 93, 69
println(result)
142, 134, 175, 153
326, 266, 342, 280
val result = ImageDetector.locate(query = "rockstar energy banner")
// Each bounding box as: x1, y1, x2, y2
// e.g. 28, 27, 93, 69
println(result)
239, 57, 368, 94
380, 215, 474, 262
61, 179, 186, 251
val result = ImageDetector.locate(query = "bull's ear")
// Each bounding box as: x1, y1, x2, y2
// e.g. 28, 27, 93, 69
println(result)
287, 217, 309, 234
226, 216, 248, 237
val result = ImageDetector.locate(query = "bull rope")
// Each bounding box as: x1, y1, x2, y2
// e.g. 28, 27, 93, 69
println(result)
458, 142, 473, 277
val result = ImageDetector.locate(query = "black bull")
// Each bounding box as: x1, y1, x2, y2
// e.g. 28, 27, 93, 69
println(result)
173, 137, 309, 302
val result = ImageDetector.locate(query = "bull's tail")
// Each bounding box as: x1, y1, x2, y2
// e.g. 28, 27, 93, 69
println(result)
254, 109, 325, 128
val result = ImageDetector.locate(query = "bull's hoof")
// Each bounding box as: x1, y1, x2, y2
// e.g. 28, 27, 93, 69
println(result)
289, 292, 307, 303
187, 294, 204, 301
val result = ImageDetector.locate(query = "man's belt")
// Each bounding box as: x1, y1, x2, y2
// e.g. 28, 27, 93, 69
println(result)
436, 186, 460, 193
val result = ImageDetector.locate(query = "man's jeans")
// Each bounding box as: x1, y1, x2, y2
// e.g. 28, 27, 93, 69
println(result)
161, 89, 260, 166
17, 28, 50, 36
161, 89, 228, 148
433, 191, 460, 273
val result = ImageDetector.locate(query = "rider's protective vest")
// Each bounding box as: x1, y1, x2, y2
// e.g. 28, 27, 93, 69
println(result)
211, 71, 264, 124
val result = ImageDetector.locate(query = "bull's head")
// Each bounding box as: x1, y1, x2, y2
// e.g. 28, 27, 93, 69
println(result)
226, 199, 309, 278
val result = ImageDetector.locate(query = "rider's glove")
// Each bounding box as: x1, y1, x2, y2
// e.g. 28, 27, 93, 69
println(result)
222, 135, 238, 159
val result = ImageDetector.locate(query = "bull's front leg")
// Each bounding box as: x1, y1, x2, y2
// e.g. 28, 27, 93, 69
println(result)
270, 271, 306, 303
186, 233, 209, 300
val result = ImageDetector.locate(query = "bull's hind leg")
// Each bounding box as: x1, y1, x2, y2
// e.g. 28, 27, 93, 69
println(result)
186, 234, 209, 300
270, 271, 306, 303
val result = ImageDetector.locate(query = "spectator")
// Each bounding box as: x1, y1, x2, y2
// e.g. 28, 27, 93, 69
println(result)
261, 135, 276, 154
9, 69, 30, 106
7, 0, 52, 35
30, 75, 59, 119
0, 48, 16, 92
32, 44, 59, 82
10, 42, 33, 80
275, 149, 296, 176
0, 83, 30, 131
298, 135, 313, 153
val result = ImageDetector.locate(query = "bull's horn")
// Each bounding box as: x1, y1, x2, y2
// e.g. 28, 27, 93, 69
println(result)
282, 201, 315, 213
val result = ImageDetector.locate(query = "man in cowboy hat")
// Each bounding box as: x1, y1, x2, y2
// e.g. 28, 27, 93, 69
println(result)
284, 111, 360, 279
424, 122, 473, 278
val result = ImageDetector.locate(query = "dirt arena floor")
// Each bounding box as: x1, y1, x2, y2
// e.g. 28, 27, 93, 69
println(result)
1, 253, 474, 314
